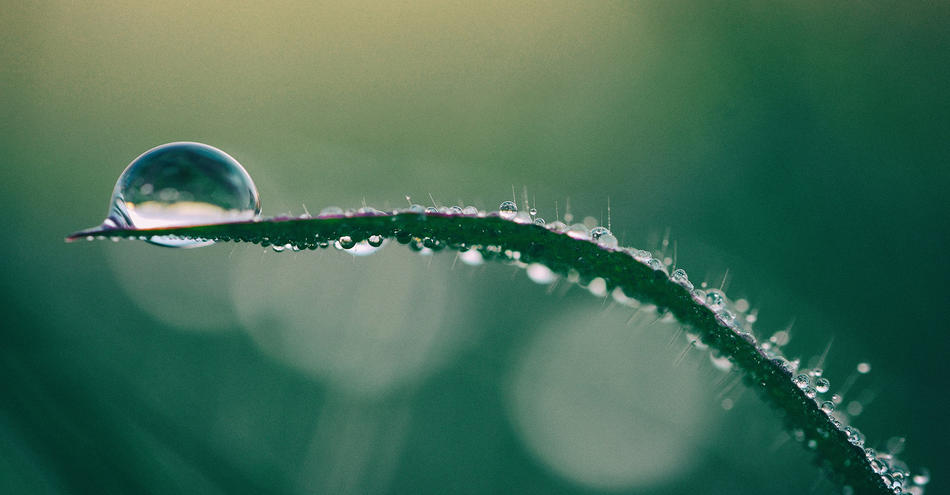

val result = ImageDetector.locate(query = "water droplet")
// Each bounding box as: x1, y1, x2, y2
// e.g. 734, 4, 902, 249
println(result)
844, 426, 865, 446
104, 142, 260, 247
815, 377, 830, 393
820, 401, 835, 414
589, 227, 618, 248
871, 458, 888, 474
831, 393, 843, 405
647, 258, 664, 271
526, 263, 556, 284
462, 206, 479, 216
367, 235, 384, 247
459, 250, 484, 266
793, 374, 809, 389
716, 310, 735, 325
533, 217, 546, 226
450, 205, 464, 215
710, 353, 733, 371
499, 201, 517, 220
529, 207, 538, 216
407, 204, 425, 213
513, 211, 533, 224
857, 362, 871, 374
804, 387, 817, 399
670, 269, 693, 290
546, 220, 567, 232
705, 290, 725, 311
566, 223, 590, 240
319, 206, 344, 217
336, 236, 356, 250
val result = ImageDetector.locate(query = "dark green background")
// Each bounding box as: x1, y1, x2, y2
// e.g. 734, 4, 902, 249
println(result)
1, 2, 947, 494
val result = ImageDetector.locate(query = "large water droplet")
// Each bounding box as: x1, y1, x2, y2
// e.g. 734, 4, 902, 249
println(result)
105, 142, 260, 247
499, 201, 517, 220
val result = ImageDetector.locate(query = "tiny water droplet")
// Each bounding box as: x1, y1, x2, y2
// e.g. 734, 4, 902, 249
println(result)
526, 263, 556, 284
529, 207, 538, 216
857, 362, 871, 374
462, 206, 479, 216
104, 142, 260, 248
589, 227, 618, 248
670, 268, 693, 290
337, 236, 356, 250
705, 290, 725, 311
815, 377, 830, 393
499, 201, 517, 220
717, 310, 736, 325
546, 220, 567, 232
820, 401, 835, 414
319, 206, 344, 217
450, 205, 464, 215
367, 235, 384, 247
513, 211, 533, 224
793, 374, 809, 389
804, 387, 817, 399
566, 223, 589, 240
534, 217, 545, 225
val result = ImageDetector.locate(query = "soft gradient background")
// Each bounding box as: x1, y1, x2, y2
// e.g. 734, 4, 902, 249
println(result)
1, 2, 947, 494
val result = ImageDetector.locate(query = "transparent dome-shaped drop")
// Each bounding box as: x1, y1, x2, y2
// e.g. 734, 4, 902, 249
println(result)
106, 142, 261, 248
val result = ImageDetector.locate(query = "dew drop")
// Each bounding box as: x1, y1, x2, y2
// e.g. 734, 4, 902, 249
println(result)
566, 223, 590, 240
336, 236, 356, 250
367, 235, 384, 247
545, 221, 567, 233
529, 207, 538, 216
103, 142, 261, 248
319, 206, 344, 217
533, 217, 546, 226
716, 310, 735, 326
526, 263, 556, 284
705, 290, 725, 311
462, 206, 479, 216
589, 227, 618, 248
815, 377, 830, 393
804, 387, 817, 399
459, 250, 484, 266
499, 201, 517, 220
793, 374, 809, 389
670, 269, 693, 290
857, 362, 871, 374
820, 401, 835, 414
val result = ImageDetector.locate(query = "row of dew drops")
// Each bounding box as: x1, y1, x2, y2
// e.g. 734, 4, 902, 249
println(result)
94, 194, 929, 494
84, 143, 926, 494
300, 197, 926, 495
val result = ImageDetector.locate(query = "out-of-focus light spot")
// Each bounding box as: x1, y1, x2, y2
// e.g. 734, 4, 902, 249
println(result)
107, 242, 240, 332
506, 307, 715, 491
231, 246, 466, 398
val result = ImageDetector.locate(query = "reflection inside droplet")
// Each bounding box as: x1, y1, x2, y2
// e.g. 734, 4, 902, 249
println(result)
104, 142, 261, 248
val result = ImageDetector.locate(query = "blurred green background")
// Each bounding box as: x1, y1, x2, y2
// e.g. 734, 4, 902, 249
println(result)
1, 1, 947, 493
